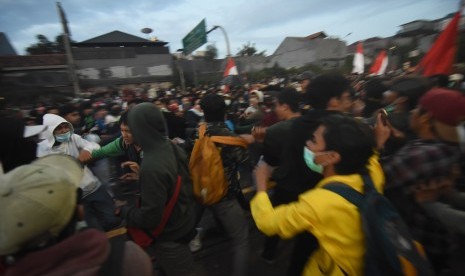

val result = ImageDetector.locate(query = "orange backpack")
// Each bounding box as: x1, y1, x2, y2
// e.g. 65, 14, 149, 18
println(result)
189, 123, 248, 205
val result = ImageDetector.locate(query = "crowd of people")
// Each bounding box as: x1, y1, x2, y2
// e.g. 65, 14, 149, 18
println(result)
1, 69, 465, 276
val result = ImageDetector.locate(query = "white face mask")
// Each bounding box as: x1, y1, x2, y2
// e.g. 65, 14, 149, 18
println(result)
224, 99, 231, 106
54, 131, 72, 143
303, 147, 323, 174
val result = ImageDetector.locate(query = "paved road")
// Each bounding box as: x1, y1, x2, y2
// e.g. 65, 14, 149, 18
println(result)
192, 211, 294, 276
188, 166, 295, 276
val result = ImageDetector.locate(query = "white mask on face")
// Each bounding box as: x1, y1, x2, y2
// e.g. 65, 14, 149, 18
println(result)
54, 131, 71, 143
303, 147, 323, 174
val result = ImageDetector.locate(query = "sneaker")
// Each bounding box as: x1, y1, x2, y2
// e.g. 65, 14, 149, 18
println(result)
189, 228, 203, 252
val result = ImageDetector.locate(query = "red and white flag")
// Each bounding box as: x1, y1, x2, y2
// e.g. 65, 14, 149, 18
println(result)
222, 57, 238, 93
223, 57, 238, 77
369, 50, 388, 75
352, 41, 364, 74
417, 10, 461, 76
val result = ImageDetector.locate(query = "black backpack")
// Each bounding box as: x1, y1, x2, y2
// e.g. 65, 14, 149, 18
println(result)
323, 175, 434, 276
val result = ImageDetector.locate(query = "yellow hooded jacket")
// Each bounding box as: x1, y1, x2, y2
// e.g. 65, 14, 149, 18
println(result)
251, 155, 384, 275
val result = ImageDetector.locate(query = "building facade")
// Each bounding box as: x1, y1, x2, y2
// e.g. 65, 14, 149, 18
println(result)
73, 31, 173, 88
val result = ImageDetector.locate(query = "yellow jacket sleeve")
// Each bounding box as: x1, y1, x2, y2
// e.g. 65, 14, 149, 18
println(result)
251, 191, 318, 238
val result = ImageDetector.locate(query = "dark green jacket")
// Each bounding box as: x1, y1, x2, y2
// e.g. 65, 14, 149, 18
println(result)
121, 103, 196, 242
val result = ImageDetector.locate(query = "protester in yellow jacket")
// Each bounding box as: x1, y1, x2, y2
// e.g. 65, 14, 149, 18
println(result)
251, 114, 388, 275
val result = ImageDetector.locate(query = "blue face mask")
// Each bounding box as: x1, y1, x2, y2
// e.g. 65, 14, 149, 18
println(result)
303, 147, 323, 174
55, 131, 71, 143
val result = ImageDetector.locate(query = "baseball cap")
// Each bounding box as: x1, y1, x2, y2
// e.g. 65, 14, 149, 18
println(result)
420, 88, 465, 126
419, 88, 465, 142
0, 154, 83, 255
23, 125, 47, 138
250, 90, 264, 102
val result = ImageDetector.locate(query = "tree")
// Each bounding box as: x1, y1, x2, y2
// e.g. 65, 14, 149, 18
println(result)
205, 44, 218, 60
26, 35, 54, 55
236, 42, 266, 57
54, 34, 67, 53
25, 34, 75, 55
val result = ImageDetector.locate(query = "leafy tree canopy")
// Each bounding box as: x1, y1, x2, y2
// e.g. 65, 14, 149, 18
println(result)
205, 44, 218, 60
236, 41, 266, 57
25, 34, 75, 55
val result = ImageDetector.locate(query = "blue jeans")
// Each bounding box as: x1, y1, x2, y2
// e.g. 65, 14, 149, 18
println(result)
83, 185, 122, 231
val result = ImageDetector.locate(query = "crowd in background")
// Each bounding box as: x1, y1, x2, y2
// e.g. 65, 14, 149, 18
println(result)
1, 69, 465, 276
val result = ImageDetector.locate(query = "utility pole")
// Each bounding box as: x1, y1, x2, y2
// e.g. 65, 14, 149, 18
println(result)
175, 50, 187, 93
56, 2, 80, 97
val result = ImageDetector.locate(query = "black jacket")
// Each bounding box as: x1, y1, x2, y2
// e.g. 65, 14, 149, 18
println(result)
275, 109, 341, 195
186, 122, 249, 198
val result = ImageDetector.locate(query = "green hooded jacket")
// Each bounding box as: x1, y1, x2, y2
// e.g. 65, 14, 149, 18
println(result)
121, 103, 196, 241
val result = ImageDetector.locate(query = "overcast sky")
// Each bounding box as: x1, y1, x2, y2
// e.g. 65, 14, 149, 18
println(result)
1, 0, 461, 57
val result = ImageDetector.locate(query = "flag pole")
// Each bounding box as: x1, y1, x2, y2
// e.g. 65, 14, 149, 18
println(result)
57, 2, 80, 97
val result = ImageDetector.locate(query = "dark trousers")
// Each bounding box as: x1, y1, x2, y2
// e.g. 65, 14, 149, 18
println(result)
83, 185, 122, 231
262, 187, 318, 276
152, 240, 196, 276
196, 197, 250, 276
288, 232, 319, 276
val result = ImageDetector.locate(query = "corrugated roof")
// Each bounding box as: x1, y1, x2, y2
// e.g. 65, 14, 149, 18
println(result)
80, 30, 150, 43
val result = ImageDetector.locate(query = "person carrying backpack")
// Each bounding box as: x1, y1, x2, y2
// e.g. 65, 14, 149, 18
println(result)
186, 93, 250, 276
251, 114, 432, 275
117, 103, 198, 276
381, 88, 465, 274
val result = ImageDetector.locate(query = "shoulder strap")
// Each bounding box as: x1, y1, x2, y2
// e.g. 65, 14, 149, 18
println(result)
198, 123, 207, 139
323, 175, 378, 209
210, 136, 249, 148
322, 182, 364, 209
361, 174, 377, 193
197, 122, 248, 148
150, 143, 183, 237
151, 175, 182, 237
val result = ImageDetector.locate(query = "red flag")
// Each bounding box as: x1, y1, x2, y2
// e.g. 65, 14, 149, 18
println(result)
352, 41, 364, 74
369, 50, 388, 75
418, 11, 461, 76
223, 57, 238, 77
